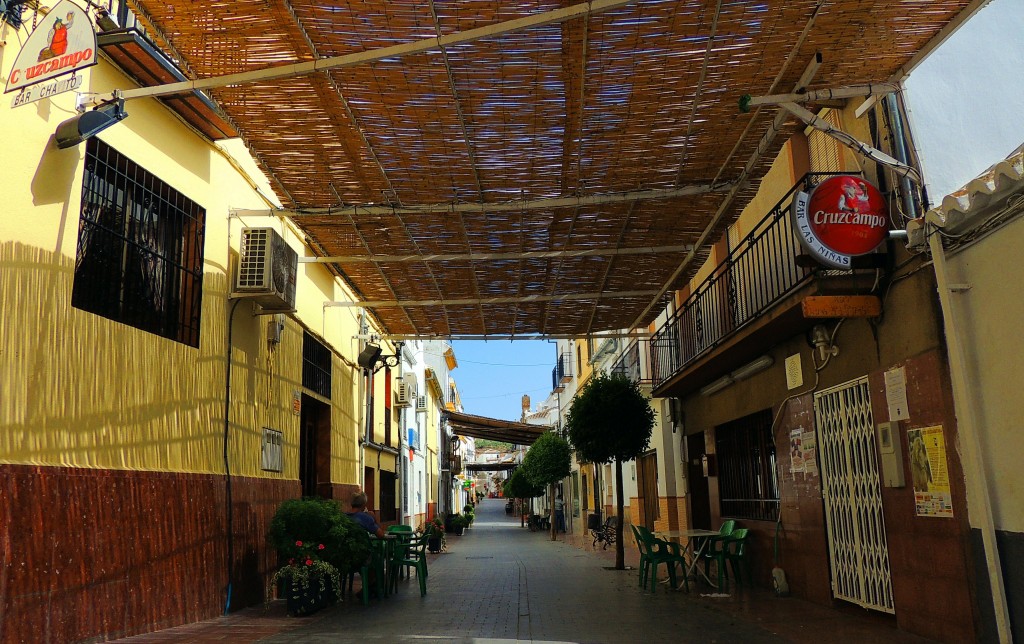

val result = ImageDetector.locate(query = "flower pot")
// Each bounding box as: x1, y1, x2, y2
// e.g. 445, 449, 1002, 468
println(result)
284, 574, 335, 616
428, 535, 442, 552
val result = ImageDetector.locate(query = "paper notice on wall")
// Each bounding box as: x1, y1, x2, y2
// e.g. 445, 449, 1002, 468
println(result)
908, 425, 953, 518
801, 430, 818, 476
790, 429, 804, 473
885, 366, 910, 421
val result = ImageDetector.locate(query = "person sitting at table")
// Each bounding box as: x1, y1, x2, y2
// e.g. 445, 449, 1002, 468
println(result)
347, 490, 386, 538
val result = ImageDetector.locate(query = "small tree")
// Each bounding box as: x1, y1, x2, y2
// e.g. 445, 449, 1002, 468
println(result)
565, 372, 655, 569
504, 468, 544, 527
520, 431, 572, 540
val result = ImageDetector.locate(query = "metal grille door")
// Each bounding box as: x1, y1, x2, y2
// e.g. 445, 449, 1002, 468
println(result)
814, 378, 894, 613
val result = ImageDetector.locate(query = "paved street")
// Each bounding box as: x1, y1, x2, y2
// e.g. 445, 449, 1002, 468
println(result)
119, 498, 935, 644
263, 499, 778, 644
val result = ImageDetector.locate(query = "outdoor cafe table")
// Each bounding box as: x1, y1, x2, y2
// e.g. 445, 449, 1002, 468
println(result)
655, 529, 722, 588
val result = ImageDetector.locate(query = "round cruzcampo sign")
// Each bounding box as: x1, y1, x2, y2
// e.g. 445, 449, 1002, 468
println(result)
791, 175, 888, 269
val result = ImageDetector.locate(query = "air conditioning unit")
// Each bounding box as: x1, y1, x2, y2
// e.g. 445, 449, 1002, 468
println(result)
232, 227, 297, 313
394, 375, 417, 408
415, 395, 427, 412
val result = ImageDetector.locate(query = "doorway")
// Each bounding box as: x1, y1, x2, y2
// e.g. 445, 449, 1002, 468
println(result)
299, 395, 331, 498
363, 466, 376, 511
814, 377, 894, 613
686, 432, 711, 529
637, 450, 659, 529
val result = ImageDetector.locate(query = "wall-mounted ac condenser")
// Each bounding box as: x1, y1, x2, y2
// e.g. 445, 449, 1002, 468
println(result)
394, 375, 417, 408
233, 227, 298, 312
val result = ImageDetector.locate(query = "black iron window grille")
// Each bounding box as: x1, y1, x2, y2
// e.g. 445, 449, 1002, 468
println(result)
715, 409, 779, 522
302, 331, 332, 399
72, 138, 205, 347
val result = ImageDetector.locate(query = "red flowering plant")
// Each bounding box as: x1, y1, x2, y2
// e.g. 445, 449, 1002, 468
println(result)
266, 498, 369, 612
267, 539, 342, 610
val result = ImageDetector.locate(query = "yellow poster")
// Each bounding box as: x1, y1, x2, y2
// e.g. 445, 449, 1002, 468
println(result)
907, 425, 953, 518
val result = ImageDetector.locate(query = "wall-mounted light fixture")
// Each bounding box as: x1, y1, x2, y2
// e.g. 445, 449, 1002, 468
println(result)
55, 99, 128, 149
699, 355, 775, 397
356, 341, 402, 372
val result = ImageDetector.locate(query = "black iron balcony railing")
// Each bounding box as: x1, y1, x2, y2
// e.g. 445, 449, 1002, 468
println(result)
552, 351, 573, 392
651, 173, 848, 390
610, 338, 650, 385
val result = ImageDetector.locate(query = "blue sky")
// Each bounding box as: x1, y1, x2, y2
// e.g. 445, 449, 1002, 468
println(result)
450, 340, 555, 421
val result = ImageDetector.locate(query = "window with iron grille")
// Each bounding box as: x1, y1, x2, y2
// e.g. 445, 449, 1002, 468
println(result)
72, 139, 205, 347
715, 409, 779, 521
302, 331, 331, 399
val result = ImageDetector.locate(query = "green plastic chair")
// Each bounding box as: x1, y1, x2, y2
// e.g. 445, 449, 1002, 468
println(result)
724, 528, 751, 586
658, 539, 691, 593
390, 532, 430, 596
706, 528, 748, 590
348, 532, 386, 605
630, 525, 652, 588
387, 525, 415, 578
635, 526, 686, 592
701, 520, 736, 584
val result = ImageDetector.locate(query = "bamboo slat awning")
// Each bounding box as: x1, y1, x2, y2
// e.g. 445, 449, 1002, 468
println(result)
444, 410, 549, 445
126, 0, 981, 338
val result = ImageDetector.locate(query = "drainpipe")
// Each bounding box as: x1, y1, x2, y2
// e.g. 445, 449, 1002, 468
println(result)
397, 342, 406, 526
927, 221, 1012, 644
885, 94, 918, 219
356, 310, 367, 483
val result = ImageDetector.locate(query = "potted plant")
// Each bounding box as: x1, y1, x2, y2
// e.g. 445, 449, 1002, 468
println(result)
448, 513, 469, 536
268, 540, 343, 616
463, 503, 475, 528
267, 498, 371, 615
422, 516, 445, 553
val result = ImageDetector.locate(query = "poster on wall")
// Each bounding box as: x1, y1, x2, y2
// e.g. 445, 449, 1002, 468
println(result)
801, 430, 818, 476
789, 428, 818, 477
789, 428, 805, 473
908, 425, 954, 517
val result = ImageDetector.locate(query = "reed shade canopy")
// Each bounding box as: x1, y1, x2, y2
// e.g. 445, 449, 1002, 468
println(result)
125, 0, 979, 338
444, 410, 549, 445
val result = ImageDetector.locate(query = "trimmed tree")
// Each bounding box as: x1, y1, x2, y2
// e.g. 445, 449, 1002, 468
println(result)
504, 467, 544, 527
520, 431, 572, 540
565, 372, 655, 569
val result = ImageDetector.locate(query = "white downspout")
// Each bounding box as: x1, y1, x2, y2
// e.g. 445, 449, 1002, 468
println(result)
926, 220, 1012, 644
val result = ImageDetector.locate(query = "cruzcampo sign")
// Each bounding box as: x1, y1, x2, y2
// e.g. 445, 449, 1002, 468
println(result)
791, 175, 888, 269
6, 1, 97, 105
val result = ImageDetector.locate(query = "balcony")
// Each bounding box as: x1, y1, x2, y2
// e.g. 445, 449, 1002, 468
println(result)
551, 351, 573, 392
650, 173, 881, 397
610, 338, 650, 385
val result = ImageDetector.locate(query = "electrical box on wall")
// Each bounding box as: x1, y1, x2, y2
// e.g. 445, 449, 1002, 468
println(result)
877, 422, 905, 487
261, 428, 283, 472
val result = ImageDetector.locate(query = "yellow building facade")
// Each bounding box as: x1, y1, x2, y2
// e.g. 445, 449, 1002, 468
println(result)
0, 13, 392, 641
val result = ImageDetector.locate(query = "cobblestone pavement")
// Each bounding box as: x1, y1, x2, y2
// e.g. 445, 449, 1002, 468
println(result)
118, 499, 935, 644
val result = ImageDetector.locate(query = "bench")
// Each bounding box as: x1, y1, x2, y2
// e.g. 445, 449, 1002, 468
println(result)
589, 514, 619, 549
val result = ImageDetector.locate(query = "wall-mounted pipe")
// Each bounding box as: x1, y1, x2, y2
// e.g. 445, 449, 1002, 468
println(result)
884, 94, 918, 218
